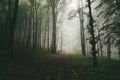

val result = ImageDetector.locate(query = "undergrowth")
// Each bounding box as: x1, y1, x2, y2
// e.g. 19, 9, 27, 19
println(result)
72, 53, 120, 80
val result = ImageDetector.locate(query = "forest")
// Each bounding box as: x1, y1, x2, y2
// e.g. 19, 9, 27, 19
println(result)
0, 0, 120, 80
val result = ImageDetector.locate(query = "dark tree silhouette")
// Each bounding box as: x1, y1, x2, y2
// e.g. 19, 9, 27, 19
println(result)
9, 0, 19, 53
87, 0, 97, 67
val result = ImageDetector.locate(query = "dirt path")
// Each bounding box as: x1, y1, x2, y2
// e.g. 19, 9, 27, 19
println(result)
38, 54, 73, 80
62, 54, 72, 80
0, 53, 74, 80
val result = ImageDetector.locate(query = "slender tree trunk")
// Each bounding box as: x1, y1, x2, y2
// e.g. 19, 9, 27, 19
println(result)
44, 23, 47, 49
107, 33, 111, 58
51, 7, 57, 53
97, 26, 103, 57
23, 9, 28, 48
35, 12, 38, 48
23, 22, 26, 47
8, 0, 12, 39
61, 26, 63, 52
32, 8, 35, 49
9, 0, 19, 53
1, 0, 12, 50
17, 25, 21, 47
87, 0, 97, 67
47, 10, 50, 51
39, 10, 42, 49
99, 41, 103, 57
27, 9, 32, 48
50, 0, 60, 53
35, 0, 38, 49
78, 0, 86, 56
118, 45, 120, 58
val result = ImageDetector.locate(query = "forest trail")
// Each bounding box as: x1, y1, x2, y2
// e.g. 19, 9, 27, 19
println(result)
1, 50, 120, 80
0, 51, 77, 80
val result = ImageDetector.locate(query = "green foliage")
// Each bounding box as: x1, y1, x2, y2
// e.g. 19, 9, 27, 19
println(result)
73, 53, 120, 80
96, 0, 120, 47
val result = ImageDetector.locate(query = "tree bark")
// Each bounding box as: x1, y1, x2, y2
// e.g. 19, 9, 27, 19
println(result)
47, 9, 50, 51
27, 9, 32, 48
9, 0, 19, 53
118, 45, 120, 58
107, 33, 111, 58
39, 10, 42, 49
87, 0, 97, 67
50, 0, 57, 53
78, 0, 86, 56
49, 0, 60, 53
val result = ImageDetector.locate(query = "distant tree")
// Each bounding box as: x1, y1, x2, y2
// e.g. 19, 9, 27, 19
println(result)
49, 0, 61, 53
27, 8, 32, 48
78, 0, 86, 56
106, 33, 111, 58
96, 0, 120, 58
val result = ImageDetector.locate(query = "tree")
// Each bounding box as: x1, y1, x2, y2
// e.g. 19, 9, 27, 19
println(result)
49, 0, 61, 53
0, 0, 9, 50
106, 33, 111, 58
9, 0, 19, 53
96, 0, 120, 58
87, 0, 98, 67
78, 0, 86, 56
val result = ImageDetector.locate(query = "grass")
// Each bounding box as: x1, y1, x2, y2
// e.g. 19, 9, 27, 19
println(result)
72, 53, 120, 80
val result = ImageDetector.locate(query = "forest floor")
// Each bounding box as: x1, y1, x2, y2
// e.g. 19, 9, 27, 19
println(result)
0, 49, 120, 80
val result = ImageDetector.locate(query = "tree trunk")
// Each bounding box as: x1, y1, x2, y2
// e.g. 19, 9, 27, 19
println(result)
118, 45, 120, 58
32, 8, 35, 49
78, 0, 86, 56
98, 27, 103, 57
50, 0, 60, 53
9, 0, 19, 53
22, 21, 26, 47
47, 10, 50, 51
51, 7, 57, 53
87, 0, 97, 67
107, 33, 111, 58
35, 0, 38, 49
44, 23, 47, 49
39, 10, 42, 49
27, 9, 32, 48
61, 26, 63, 52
